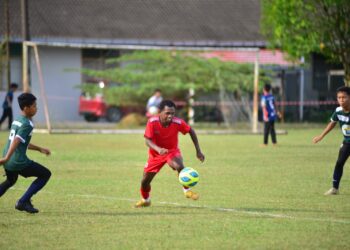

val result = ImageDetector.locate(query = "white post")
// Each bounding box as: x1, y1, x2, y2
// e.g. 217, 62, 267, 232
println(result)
32, 43, 52, 133
188, 88, 195, 126
299, 56, 305, 121
252, 49, 259, 133
22, 42, 29, 92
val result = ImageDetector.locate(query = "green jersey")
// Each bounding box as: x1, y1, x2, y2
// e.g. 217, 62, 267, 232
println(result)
2, 115, 34, 171
331, 107, 350, 143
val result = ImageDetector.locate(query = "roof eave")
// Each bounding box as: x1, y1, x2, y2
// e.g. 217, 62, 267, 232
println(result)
6, 36, 267, 50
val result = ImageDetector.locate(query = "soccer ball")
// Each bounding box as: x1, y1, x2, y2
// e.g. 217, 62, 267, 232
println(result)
179, 167, 199, 187
148, 106, 159, 115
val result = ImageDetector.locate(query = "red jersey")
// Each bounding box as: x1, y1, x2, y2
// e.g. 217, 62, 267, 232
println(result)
144, 116, 191, 156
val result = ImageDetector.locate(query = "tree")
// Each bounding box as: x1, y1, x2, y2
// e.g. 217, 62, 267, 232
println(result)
262, 0, 350, 85
81, 50, 270, 105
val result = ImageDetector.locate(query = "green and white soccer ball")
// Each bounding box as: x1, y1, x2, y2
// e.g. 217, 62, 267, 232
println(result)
179, 167, 199, 187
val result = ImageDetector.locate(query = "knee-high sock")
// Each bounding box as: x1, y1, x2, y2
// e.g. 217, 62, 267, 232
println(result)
140, 186, 151, 200
333, 164, 344, 189
19, 178, 49, 202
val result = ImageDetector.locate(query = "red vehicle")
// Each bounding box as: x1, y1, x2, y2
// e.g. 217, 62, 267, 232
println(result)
79, 94, 122, 122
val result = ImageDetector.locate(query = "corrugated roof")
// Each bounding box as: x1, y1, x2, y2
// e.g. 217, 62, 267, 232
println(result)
0, 0, 265, 48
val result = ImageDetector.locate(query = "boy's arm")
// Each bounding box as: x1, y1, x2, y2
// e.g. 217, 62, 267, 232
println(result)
261, 99, 268, 121
313, 121, 337, 144
273, 99, 282, 118
28, 143, 51, 155
189, 128, 205, 162
7, 95, 12, 107
0, 137, 21, 165
145, 138, 168, 155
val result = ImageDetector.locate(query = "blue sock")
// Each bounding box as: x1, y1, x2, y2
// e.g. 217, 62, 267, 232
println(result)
19, 178, 49, 203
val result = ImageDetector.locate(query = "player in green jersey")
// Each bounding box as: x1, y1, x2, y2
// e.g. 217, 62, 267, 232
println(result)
0, 93, 51, 213
313, 86, 350, 195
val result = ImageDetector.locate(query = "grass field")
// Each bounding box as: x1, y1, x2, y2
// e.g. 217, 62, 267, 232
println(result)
0, 128, 349, 249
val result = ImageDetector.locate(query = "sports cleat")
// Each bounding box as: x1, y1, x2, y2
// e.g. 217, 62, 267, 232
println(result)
185, 190, 199, 200
134, 199, 151, 208
15, 200, 39, 213
324, 188, 339, 196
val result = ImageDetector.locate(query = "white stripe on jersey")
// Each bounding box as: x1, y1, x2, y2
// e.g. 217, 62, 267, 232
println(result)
15, 135, 25, 143
337, 115, 349, 122
12, 121, 22, 127
336, 107, 343, 112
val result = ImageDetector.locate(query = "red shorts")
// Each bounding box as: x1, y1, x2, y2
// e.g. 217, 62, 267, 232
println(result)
144, 149, 182, 173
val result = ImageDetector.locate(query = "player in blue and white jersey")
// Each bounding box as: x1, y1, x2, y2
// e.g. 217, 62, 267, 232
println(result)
261, 84, 280, 146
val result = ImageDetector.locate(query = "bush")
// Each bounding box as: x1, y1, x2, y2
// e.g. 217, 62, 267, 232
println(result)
116, 113, 147, 128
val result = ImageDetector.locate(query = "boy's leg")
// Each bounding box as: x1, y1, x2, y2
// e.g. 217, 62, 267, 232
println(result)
167, 155, 185, 173
0, 108, 8, 125
263, 121, 270, 145
140, 172, 157, 200
0, 170, 18, 197
331, 143, 350, 190
135, 156, 166, 207
168, 155, 199, 200
134, 172, 156, 208
7, 108, 13, 130
270, 121, 277, 144
17, 162, 51, 204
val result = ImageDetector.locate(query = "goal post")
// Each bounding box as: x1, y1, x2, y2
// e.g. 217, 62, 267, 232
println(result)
22, 41, 52, 133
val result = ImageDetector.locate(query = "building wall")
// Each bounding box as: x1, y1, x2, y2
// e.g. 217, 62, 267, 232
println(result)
30, 46, 83, 123
312, 53, 344, 100
0, 52, 24, 127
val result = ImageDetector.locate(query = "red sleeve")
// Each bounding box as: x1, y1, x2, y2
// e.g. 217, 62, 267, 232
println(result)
179, 119, 191, 135
144, 120, 153, 139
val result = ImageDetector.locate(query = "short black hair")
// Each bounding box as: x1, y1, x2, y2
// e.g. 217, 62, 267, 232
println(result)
159, 100, 176, 111
18, 93, 37, 110
264, 84, 271, 92
336, 86, 350, 96
154, 89, 161, 93
10, 83, 18, 89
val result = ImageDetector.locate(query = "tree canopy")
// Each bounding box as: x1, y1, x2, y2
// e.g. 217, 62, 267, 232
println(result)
262, 0, 350, 85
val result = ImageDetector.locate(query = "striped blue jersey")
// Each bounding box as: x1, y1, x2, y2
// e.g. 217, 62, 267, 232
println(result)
261, 94, 277, 121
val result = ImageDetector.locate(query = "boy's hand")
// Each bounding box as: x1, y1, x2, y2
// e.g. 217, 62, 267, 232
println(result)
0, 157, 7, 165
197, 151, 205, 162
277, 111, 282, 119
40, 148, 51, 156
312, 135, 323, 144
158, 148, 168, 155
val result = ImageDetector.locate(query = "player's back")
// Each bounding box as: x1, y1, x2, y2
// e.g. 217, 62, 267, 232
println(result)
3, 116, 34, 171
262, 94, 276, 119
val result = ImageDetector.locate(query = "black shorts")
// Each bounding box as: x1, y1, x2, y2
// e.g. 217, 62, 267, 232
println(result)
5, 161, 51, 181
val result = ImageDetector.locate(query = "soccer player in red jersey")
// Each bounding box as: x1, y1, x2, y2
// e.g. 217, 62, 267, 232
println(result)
135, 100, 205, 207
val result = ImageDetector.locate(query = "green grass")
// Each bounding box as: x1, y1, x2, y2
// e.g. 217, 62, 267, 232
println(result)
0, 129, 349, 249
